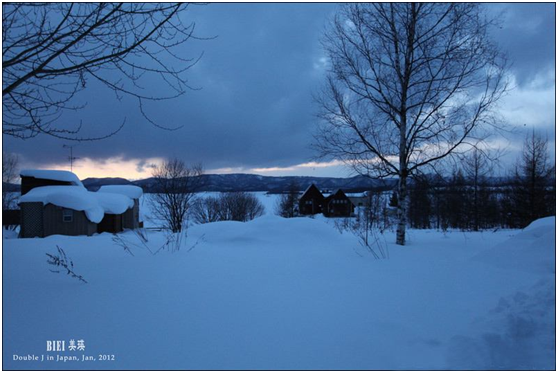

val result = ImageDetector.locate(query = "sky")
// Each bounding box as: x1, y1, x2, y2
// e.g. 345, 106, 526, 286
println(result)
3, 3, 556, 180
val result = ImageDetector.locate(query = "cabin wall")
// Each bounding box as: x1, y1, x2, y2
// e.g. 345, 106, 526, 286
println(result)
122, 199, 140, 229
324, 199, 354, 217
42, 204, 96, 237
98, 214, 123, 234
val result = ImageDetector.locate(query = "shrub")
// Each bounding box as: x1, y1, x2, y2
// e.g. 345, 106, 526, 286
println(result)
193, 192, 265, 224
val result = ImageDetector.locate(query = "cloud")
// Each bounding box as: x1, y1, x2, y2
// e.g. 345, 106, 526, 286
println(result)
3, 3, 553, 178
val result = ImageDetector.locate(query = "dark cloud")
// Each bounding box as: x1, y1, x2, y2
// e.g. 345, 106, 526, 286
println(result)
4, 3, 554, 174
5, 3, 337, 170
490, 3, 555, 88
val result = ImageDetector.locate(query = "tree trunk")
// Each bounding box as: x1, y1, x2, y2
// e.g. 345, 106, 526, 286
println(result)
396, 174, 408, 245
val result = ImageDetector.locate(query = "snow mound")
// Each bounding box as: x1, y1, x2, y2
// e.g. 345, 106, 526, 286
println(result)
98, 185, 143, 199
472, 217, 555, 275
19, 186, 133, 223
20, 169, 84, 187
523, 216, 555, 234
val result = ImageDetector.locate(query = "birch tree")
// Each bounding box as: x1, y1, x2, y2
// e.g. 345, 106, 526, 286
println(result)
315, 3, 507, 245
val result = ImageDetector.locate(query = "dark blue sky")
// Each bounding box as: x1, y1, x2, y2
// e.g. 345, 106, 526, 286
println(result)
4, 3, 555, 179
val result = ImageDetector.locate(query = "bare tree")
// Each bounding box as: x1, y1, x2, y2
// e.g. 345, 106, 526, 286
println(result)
462, 146, 495, 231
148, 159, 204, 233
2, 151, 19, 210
193, 192, 265, 224
315, 3, 507, 245
219, 192, 265, 222
3, 3, 205, 140
192, 195, 222, 225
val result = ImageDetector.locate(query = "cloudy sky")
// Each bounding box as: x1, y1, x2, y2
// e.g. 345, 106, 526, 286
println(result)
4, 3, 555, 180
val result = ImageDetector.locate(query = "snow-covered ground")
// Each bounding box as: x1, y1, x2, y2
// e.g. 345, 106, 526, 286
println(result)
3, 193, 555, 370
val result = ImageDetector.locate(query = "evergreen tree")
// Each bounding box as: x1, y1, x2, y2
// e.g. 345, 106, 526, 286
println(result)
508, 131, 555, 227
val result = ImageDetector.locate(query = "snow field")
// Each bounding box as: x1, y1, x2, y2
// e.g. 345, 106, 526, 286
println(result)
3, 194, 555, 370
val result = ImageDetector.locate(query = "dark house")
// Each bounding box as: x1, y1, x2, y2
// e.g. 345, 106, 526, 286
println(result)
299, 184, 325, 215
323, 189, 355, 217
19, 170, 142, 238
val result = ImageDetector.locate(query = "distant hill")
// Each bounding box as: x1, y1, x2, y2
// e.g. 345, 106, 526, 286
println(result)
81, 174, 398, 193
82, 177, 132, 191
11, 173, 550, 194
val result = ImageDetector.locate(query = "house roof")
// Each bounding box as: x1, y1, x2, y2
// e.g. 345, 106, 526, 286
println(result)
324, 189, 355, 206
19, 185, 133, 224
20, 169, 84, 187
301, 184, 323, 199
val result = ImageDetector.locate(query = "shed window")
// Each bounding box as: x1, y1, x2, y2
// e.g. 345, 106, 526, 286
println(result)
62, 209, 74, 223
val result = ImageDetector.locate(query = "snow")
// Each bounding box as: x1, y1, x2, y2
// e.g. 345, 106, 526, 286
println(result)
19, 186, 105, 223
94, 192, 134, 215
20, 169, 84, 187
19, 186, 133, 223
98, 185, 143, 199
3, 202, 555, 370
472, 216, 555, 275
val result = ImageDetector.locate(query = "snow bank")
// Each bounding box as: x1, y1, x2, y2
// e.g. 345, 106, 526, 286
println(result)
19, 186, 133, 223
472, 216, 555, 275
523, 215, 555, 232
448, 217, 556, 369
98, 185, 143, 199
20, 169, 84, 187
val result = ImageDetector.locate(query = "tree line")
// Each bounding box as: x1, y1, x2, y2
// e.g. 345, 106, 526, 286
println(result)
406, 132, 555, 230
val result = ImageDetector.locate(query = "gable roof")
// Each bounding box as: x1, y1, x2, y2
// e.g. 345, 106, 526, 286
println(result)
301, 183, 324, 199
324, 189, 355, 206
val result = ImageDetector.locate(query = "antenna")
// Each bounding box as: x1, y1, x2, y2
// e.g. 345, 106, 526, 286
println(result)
62, 144, 80, 172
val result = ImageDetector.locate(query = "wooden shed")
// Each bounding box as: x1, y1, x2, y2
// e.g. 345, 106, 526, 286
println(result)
19, 170, 143, 238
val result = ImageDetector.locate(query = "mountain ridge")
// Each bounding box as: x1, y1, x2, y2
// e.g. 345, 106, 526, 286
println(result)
82, 173, 397, 193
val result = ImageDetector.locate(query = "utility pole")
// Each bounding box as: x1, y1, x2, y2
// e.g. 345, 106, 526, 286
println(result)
62, 144, 79, 172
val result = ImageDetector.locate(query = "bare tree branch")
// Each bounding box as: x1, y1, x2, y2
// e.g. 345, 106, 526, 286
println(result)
2, 3, 208, 140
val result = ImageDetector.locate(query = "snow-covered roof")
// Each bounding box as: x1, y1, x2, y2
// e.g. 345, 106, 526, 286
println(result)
20, 169, 84, 187
19, 186, 133, 224
95, 192, 135, 215
98, 185, 143, 199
